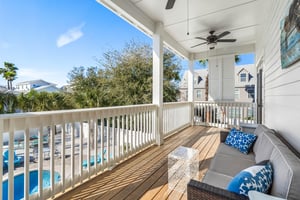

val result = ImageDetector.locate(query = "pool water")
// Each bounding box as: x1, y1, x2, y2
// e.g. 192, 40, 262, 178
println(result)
2, 170, 60, 200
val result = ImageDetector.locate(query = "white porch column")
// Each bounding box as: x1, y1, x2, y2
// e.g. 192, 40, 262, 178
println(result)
152, 22, 164, 146
188, 59, 195, 126
208, 55, 235, 101
188, 59, 194, 102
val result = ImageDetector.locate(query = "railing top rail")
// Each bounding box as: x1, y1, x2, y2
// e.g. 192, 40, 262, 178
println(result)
194, 101, 256, 105
0, 104, 157, 120
163, 102, 192, 107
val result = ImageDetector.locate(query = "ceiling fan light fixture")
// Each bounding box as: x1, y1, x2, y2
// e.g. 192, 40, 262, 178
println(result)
208, 42, 216, 50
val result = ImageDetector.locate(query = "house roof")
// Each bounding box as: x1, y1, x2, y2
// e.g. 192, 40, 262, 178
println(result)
16, 79, 55, 86
34, 85, 61, 92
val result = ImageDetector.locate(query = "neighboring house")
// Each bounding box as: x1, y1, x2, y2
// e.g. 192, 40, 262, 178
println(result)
179, 64, 255, 102
234, 65, 256, 102
179, 69, 208, 101
15, 79, 61, 93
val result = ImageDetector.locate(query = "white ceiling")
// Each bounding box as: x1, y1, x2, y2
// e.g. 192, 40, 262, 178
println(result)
97, 0, 267, 60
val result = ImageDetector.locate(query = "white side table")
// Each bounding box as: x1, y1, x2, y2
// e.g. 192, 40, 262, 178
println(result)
168, 146, 199, 193
248, 191, 287, 200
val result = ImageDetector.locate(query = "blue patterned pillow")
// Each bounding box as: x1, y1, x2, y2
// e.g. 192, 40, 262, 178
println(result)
225, 128, 257, 154
227, 161, 273, 196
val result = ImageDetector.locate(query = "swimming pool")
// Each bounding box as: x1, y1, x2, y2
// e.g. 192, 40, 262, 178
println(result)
2, 170, 60, 200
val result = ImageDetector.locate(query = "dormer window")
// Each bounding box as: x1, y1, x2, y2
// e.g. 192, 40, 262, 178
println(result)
240, 73, 247, 82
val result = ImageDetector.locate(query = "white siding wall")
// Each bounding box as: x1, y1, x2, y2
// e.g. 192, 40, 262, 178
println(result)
256, 0, 300, 152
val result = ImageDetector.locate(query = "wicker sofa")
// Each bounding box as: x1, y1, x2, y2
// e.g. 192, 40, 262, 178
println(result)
187, 124, 300, 200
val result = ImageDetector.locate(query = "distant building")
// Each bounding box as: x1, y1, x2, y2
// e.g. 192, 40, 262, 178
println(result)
179, 64, 255, 102
15, 79, 61, 93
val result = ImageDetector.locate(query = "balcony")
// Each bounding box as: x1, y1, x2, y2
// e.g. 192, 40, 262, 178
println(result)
0, 101, 255, 199
0, 0, 298, 198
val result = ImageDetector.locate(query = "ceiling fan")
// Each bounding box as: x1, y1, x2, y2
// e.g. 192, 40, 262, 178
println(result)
191, 31, 237, 49
165, 0, 176, 9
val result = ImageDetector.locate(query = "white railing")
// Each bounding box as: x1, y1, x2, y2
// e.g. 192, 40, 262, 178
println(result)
162, 102, 193, 137
193, 101, 256, 128
0, 104, 157, 200
0, 101, 256, 199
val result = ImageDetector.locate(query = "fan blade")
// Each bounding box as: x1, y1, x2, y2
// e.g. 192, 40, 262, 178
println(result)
217, 31, 230, 39
191, 42, 207, 48
195, 37, 207, 41
166, 0, 176, 9
217, 39, 237, 42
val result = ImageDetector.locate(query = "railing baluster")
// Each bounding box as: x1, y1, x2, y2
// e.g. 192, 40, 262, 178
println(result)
24, 126, 30, 200
112, 116, 115, 163
117, 115, 120, 161
38, 126, 43, 199
61, 123, 66, 191
51, 124, 55, 194
121, 115, 124, 158
94, 117, 98, 172
71, 122, 75, 187
100, 117, 104, 167
106, 117, 110, 165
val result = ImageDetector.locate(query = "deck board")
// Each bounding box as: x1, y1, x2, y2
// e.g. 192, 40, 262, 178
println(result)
55, 126, 221, 200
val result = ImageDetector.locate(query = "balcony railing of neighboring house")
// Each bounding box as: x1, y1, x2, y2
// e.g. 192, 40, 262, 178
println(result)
162, 102, 193, 138
193, 101, 257, 128
0, 101, 255, 199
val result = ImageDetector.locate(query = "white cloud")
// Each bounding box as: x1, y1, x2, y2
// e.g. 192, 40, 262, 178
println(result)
56, 23, 85, 48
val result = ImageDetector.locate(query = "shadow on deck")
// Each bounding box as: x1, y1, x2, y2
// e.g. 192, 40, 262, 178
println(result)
55, 126, 221, 200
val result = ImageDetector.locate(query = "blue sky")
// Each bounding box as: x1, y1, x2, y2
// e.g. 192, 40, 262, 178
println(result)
0, 0, 254, 87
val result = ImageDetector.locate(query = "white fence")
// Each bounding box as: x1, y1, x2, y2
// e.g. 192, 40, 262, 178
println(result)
162, 102, 192, 137
0, 101, 256, 199
0, 104, 157, 200
193, 101, 257, 128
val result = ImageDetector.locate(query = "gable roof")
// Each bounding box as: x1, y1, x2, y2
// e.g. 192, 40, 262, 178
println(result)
16, 79, 55, 86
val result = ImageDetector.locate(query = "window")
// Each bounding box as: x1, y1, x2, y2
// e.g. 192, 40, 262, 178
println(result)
196, 90, 201, 99
248, 88, 255, 99
240, 73, 247, 82
235, 88, 240, 100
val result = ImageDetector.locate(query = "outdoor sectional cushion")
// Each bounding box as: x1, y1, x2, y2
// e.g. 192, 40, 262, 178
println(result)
227, 161, 273, 197
252, 125, 276, 154
253, 128, 287, 163
202, 170, 233, 190
216, 143, 255, 161
225, 129, 257, 154
269, 145, 300, 199
209, 153, 255, 177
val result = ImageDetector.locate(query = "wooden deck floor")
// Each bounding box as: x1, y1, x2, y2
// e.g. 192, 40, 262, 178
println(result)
55, 126, 221, 200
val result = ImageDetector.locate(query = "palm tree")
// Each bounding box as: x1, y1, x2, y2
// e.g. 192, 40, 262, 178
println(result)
0, 62, 18, 90
0, 91, 17, 113
198, 55, 241, 66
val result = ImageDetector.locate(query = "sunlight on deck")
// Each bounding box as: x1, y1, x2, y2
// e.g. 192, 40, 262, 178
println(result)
55, 126, 221, 200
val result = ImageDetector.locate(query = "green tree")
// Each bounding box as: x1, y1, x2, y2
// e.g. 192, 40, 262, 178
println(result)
0, 62, 18, 90
0, 91, 18, 113
17, 90, 75, 112
68, 66, 109, 108
68, 41, 182, 107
